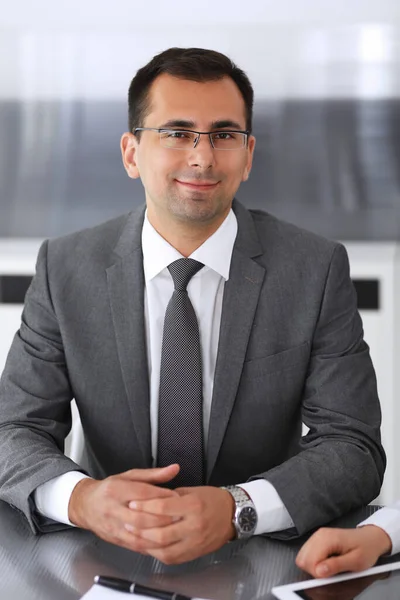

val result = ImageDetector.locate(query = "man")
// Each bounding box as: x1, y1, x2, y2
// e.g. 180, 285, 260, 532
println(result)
296, 504, 400, 577
0, 47, 385, 565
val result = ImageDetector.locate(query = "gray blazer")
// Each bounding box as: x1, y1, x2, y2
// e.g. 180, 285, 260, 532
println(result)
0, 200, 385, 537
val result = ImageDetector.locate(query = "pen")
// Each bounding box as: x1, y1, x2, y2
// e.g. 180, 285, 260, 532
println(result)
94, 575, 192, 600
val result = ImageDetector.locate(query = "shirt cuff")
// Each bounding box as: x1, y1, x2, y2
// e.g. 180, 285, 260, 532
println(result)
239, 479, 295, 534
358, 504, 400, 556
34, 471, 90, 526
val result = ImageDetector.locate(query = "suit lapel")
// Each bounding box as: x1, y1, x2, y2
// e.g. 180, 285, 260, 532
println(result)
106, 207, 152, 466
207, 201, 266, 480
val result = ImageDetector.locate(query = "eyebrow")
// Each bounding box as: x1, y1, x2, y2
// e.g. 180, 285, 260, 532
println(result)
158, 119, 245, 130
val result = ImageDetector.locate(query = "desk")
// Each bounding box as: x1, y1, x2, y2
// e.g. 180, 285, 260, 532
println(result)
0, 501, 393, 600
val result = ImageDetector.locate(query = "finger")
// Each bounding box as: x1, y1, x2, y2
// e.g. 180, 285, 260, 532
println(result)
296, 543, 330, 573
175, 487, 196, 495
148, 541, 188, 565
130, 494, 186, 516
120, 464, 180, 484
98, 508, 173, 553
113, 526, 166, 553
296, 529, 343, 572
124, 481, 179, 502
125, 510, 178, 530
135, 520, 183, 546
316, 549, 377, 578
92, 509, 164, 554
110, 501, 179, 531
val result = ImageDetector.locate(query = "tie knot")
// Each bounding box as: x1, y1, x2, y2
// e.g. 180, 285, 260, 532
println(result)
168, 258, 204, 291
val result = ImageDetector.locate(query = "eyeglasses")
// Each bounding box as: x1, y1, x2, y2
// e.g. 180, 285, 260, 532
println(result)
133, 127, 249, 150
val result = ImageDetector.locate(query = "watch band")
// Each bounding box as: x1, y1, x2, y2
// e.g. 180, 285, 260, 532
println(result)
221, 485, 258, 539
224, 485, 251, 506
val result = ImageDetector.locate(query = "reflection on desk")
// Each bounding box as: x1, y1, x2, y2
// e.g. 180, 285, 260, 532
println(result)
0, 501, 388, 600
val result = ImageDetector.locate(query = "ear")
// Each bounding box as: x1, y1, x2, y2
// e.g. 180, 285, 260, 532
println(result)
120, 132, 140, 179
242, 135, 256, 182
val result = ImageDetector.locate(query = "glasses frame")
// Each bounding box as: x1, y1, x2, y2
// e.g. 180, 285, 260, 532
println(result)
133, 127, 249, 150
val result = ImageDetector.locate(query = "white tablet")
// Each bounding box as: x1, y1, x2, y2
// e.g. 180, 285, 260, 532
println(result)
272, 559, 400, 599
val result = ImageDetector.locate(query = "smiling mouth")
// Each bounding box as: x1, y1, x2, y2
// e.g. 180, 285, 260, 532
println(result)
175, 180, 219, 190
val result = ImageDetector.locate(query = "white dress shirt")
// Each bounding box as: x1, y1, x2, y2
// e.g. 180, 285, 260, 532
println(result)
35, 209, 294, 534
358, 501, 400, 555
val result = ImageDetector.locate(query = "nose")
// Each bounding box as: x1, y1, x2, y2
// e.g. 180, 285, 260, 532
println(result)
187, 133, 215, 169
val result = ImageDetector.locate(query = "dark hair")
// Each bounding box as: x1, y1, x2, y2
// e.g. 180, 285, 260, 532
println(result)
128, 47, 254, 136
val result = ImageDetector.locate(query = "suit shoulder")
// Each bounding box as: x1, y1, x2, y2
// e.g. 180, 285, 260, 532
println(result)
248, 208, 341, 258
46, 213, 131, 267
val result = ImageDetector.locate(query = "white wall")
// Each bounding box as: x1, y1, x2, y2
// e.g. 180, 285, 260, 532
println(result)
344, 243, 400, 504
1, 0, 400, 28
1, 1, 400, 101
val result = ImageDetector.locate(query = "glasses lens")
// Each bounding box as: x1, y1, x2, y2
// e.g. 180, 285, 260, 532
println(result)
211, 132, 246, 149
159, 130, 197, 149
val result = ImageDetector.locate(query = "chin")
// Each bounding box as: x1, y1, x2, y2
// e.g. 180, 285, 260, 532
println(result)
182, 204, 222, 224
166, 196, 218, 222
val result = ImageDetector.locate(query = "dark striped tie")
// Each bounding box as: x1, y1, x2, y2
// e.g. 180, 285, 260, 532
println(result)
157, 258, 205, 487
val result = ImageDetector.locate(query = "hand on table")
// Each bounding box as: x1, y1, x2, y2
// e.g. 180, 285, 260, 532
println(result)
296, 525, 392, 578
68, 466, 236, 564
128, 485, 236, 564
68, 464, 180, 553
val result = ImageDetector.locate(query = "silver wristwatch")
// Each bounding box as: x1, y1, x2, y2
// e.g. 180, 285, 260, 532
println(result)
222, 485, 258, 539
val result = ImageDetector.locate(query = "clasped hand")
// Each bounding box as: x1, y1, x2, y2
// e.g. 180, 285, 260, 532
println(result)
68, 464, 235, 564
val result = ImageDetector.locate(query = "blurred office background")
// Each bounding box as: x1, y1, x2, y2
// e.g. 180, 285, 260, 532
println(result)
0, 0, 400, 503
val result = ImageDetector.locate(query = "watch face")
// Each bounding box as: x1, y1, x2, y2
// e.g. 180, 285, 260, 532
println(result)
238, 506, 257, 533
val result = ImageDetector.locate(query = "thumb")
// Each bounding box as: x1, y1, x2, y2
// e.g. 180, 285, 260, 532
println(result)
120, 464, 180, 484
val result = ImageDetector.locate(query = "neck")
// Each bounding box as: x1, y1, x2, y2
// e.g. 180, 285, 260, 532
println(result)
146, 208, 229, 257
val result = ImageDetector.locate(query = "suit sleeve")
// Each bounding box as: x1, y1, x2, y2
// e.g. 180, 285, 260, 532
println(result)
254, 243, 386, 538
0, 240, 87, 533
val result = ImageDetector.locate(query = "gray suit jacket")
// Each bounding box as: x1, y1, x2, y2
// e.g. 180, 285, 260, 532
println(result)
0, 200, 385, 537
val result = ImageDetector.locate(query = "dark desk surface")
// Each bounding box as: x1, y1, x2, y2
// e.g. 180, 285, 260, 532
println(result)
0, 501, 394, 600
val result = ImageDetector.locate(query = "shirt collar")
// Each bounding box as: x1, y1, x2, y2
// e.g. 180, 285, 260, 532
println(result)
142, 209, 238, 282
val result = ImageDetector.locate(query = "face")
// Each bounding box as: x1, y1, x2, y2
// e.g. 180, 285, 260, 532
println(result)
121, 74, 255, 230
